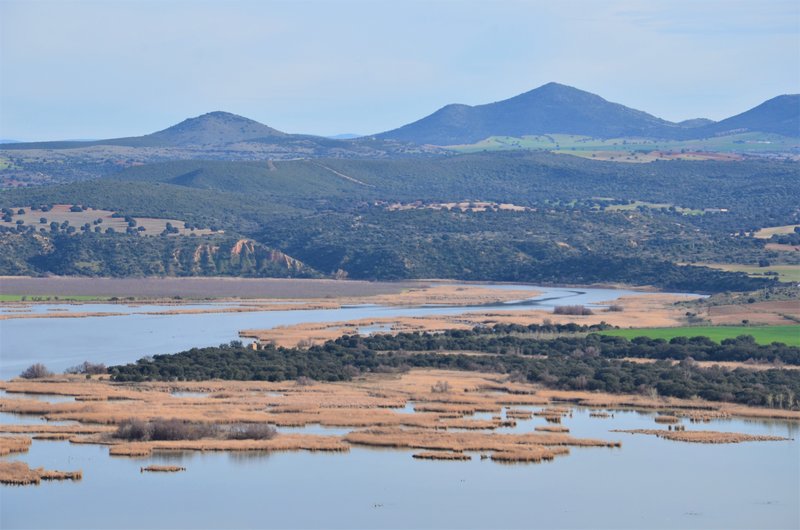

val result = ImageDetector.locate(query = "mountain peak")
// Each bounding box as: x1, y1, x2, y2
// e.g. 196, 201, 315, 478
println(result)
147, 111, 287, 146
378, 82, 674, 145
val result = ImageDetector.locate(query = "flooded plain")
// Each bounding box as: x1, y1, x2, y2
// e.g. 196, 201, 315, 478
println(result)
1, 407, 797, 529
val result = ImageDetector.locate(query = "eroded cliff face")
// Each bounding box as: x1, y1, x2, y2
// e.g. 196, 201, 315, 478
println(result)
168, 238, 308, 276
0, 231, 314, 278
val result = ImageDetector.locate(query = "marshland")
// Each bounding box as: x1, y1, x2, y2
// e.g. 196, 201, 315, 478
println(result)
1, 282, 799, 528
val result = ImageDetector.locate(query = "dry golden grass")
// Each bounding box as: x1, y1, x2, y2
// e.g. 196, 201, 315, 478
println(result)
240, 292, 699, 347
534, 426, 570, 433
703, 300, 800, 326
141, 465, 185, 472
1, 368, 797, 468
0, 436, 32, 456
491, 446, 569, 463
0, 461, 82, 485
613, 429, 790, 444
654, 415, 681, 424
343, 427, 620, 453
109, 434, 349, 457
412, 451, 471, 461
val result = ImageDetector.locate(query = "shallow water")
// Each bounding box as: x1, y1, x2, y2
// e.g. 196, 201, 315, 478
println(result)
1, 407, 797, 529
0, 284, 666, 379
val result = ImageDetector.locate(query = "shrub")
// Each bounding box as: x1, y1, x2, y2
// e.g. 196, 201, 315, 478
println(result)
19, 363, 53, 379
149, 419, 216, 441
605, 305, 624, 312
227, 424, 278, 440
553, 305, 594, 316
116, 419, 151, 440
431, 380, 450, 393
64, 361, 107, 375
115, 418, 217, 441
296, 376, 315, 386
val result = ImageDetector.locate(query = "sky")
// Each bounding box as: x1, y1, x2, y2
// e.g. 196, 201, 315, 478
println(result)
1, 0, 798, 141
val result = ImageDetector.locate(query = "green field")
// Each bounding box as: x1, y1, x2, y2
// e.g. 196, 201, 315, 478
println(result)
700, 263, 800, 283
448, 132, 799, 156
602, 325, 800, 346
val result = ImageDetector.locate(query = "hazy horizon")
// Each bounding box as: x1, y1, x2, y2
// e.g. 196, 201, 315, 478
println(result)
1, 0, 798, 141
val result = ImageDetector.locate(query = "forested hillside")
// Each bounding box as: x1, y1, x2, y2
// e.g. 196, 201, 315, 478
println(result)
1, 152, 796, 291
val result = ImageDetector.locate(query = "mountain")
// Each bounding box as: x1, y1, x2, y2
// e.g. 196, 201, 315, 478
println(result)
376, 83, 689, 145
0, 113, 445, 185
376, 83, 799, 145
677, 118, 715, 128
136, 111, 288, 146
0, 112, 289, 149
698, 95, 800, 138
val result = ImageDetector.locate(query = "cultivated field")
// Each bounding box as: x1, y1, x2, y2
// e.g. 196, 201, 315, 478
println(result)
754, 224, 800, 239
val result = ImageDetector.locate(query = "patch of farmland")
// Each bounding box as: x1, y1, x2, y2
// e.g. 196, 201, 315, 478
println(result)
0, 204, 222, 237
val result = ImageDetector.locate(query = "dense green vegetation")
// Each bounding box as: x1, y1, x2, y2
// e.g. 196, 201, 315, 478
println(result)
110, 324, 800, 409
1, 151, 797, 290
603, 326, 800, 347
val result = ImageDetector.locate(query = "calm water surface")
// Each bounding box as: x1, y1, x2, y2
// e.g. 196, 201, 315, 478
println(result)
1, 407, 797, 529
0, 285, 659, 379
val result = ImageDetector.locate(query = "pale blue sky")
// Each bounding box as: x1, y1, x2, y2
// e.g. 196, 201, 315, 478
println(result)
1, 0, 798, 140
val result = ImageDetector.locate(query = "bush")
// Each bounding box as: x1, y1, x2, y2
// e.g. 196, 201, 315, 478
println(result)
19, 363, 53, 379
115, 418, 217, 441
296, 376, 315, 386
431, 380, 450, 393
605, 305, 624, 312
150, 419, 216, 441
227, 424, 278, 440
64, 361, 107, 375
116, 419, 151, 440
553, 305, 594, 316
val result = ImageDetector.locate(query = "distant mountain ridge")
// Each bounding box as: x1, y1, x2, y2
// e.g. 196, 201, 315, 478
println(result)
2, 85, 797, 153
376, 83, 800, 145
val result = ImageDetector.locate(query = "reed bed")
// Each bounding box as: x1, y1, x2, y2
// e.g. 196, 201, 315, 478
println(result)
612, 429, 790, 444
0, 424, 116, 435
32, 433, 72, 440
505, 409, 534, 420
0, 436, 32, 456
0, 461, 82, 485
535, 426, 570, 433
412, 451, 471, 461
491, 447, 568, 463
344, 428, 619, 453
412, 404, 500, 415
109, 434, 350, 457
589, 412, 611, 418
654, 415, 680, 424
141, 465, 186, 473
